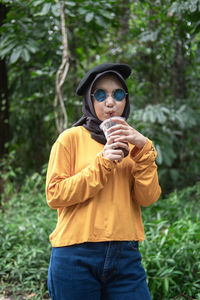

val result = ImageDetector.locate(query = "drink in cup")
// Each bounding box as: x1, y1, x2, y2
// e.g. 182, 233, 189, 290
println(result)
100, 117, 129, 158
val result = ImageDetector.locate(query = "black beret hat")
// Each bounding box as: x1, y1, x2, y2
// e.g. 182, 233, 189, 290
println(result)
76, 63, 131, 96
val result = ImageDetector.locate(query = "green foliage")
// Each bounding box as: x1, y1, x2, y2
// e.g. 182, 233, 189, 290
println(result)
0, 2, 200, 299
0, 0, 123, 172
0, 168, 199, 299
0, 0, 200, 193
141, 182, 200, 300
0, 168, 56, 299
169, 0, 200, 18
0, 150, 23, 199
130, 102, 200, 193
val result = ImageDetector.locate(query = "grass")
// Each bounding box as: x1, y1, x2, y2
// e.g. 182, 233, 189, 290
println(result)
0, 171, 56, 299
0, 168, 200, 300
141, 183, 200, 299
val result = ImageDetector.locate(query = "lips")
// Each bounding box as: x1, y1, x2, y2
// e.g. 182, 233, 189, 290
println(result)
106, 111, 115, 117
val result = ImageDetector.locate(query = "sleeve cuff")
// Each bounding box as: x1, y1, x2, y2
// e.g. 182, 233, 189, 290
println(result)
130, 139, 152, 162
97, 152, 117, 171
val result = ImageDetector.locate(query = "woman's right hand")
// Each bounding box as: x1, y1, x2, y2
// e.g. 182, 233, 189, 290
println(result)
102, 136, 130, 162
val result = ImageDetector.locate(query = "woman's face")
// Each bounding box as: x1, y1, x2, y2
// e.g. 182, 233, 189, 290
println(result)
92, 75, 126, 121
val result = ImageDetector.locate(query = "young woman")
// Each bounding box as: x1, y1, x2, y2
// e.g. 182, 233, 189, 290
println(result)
46, 63, 161, 300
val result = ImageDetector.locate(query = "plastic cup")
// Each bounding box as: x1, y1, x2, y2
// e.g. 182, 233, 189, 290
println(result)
100, 117, 129, 157
100, 117, 124, 138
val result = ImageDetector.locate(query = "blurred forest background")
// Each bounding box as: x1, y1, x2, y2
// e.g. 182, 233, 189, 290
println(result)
0, 0, 200, 299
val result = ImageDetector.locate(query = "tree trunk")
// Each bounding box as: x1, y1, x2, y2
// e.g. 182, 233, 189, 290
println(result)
120, 0, 130, 37
0, 4, 9, 205
68, 25, 81, 122
172, 38, 186, 99
0, 4, 9, 158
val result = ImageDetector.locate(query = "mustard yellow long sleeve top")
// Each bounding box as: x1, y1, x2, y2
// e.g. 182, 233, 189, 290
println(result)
46, 126, 161, 247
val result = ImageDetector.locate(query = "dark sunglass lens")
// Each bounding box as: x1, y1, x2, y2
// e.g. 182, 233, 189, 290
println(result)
94, 89, 106, 102
114, 89, 126, 101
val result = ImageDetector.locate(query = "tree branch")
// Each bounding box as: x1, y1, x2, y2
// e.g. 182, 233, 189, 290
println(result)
54, 0, 70, 133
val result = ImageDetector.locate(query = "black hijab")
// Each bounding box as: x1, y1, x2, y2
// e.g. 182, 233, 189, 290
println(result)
73, 69, 131, 145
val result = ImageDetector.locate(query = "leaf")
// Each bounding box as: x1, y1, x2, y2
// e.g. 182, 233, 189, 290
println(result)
157, 111, 166, 124
160, 235, 166, 246
149, 109, 156, 123
168, 2, 179, 15
142, 110, 149, 122
155, 144, 162, 165
65, 1, 76, 6
0, 42, 17, 58
51, 4, 60, 17
35, 2, 51, 16
175, 114, 185, 129
22, 48, 30, 62
65, 8, 76, 17
30, 70, 44, 77
177, 104, 186, 113
10, 46, 22, 64
161, 106, 170, 115
95, 16, 107, 27
163, 278, 169, 296
31, 0, 44, 7
140, 29, 160, 43
85, 12, 94, 23
77, 7, 87, 15
26, 41, 39, 54
189, 2, 197, 13
99, 9, 114, 20
42, 2, 51, 15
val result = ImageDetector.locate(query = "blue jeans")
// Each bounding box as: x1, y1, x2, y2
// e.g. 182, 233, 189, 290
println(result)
48, 241, 152, 300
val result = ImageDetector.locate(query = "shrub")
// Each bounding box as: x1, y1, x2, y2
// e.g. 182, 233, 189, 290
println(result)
0, 169, 56, 299
130, 103, 200, 194
141, 182, 200, 300
0, 167, 199, 299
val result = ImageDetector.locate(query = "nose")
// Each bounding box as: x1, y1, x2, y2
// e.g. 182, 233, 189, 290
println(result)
105, 95, 115, 107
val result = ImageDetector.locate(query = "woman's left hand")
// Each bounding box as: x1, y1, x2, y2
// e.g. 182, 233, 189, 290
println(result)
107, 118, 147, 149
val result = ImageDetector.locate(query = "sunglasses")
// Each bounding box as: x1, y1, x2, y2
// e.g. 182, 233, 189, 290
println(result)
91, 88, 127, 102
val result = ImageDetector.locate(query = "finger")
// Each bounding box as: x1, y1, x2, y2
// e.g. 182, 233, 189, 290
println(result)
103, 147, 125, 156
111, 152, 124, 161
111, 142, 130, 151
106, 135, 119, 145
107, 134, 129, 144
106, 147, 125, 155
113, 136, 129, 143
108, 130, 129, 138
104, 152, 124, 162
107, 124, 127, 134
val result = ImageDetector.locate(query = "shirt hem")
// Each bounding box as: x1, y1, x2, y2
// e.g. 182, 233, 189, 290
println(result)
50, 236, 145, 247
